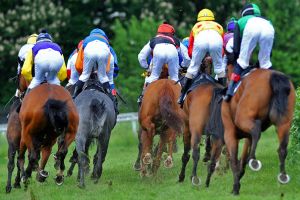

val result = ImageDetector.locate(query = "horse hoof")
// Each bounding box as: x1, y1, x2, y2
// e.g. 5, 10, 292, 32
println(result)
249, 159, 262, 171
78, 183, 85, 189
40, 170, 49, 178
13, 182, 21, 189
277, 173, 290, 184
164, 156, 173, 168
191, 176, 201, 186
6, 185, 12, 193
142, 153, 153, 165
67, 170, 73, 177
21, 176, 26, 183
55, 175, 64, 186
133, 162, 141, 171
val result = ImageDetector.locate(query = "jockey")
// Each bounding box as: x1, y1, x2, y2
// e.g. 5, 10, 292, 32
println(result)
178, 8, 225, 107
137, 22, 190, 104
66, 40, 83, 86
221, 18, 237, 79
73, 28, 119, 113
15, 33, 38, 97
224, 3, 275, 101
21, 30, 67, 94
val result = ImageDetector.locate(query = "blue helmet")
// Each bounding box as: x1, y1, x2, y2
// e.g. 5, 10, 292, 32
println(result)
37, 30, 52, 43
90, 28, 108, 39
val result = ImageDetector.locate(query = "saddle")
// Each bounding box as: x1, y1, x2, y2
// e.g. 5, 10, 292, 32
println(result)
186, 73, 218, 95
82, 78, 108, 95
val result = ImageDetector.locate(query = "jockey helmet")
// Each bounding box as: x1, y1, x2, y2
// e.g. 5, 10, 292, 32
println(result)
27, 34, 38, 44
197, 9, 215, 21
37, 30, 52, 43
227, 18, 237, 32
241, 3, 261, 17
157, 23, 175, 35
90, 28, 108, 40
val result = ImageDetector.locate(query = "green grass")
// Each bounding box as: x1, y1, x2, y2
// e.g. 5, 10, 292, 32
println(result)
0, 122, 299, 200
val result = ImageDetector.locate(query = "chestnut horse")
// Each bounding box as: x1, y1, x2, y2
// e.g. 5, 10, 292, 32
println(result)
222, 65, 295, 195
18, 83, 79, 188
139, 79, 185, 177
178, 74, 225, 187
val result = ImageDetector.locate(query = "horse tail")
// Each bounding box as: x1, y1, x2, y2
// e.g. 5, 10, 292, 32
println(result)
89, 98, 106, 132
269, 72, 291, 123
159, 85, 183, 134
44, 99, 69, 134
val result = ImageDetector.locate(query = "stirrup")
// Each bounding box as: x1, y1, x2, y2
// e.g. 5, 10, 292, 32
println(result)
223, 94, 232, 102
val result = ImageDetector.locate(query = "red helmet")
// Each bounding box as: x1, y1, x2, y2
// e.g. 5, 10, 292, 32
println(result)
157, 23, 175, 34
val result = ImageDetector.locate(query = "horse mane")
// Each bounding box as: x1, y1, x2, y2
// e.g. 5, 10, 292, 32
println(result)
205, 87, 224, 140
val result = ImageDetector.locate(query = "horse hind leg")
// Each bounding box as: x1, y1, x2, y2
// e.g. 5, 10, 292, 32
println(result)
164, 128, 176, 169
14, 149, 22, 189
36, 145, 53, 183
140, 127, 154, 177
178, 125, 191, 183
6, 143, 17, 193
133, 127, 142, 171
276, 123, 291, 184
205, 137, 223, 188
247, 120, 263, 172
67, 148, 78, 177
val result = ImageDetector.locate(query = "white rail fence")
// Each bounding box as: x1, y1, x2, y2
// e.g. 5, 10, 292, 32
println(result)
0, 112, 139, 135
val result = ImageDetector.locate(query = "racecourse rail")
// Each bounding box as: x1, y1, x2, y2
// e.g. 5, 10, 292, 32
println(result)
0, 112, 139, 135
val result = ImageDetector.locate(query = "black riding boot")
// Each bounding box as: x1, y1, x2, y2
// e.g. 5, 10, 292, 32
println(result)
72, 80, 84, 99
177, 77, 192, 108
217, 77, 227, 87
137, 83, 149, 107
103, 82, 119, 114
223, 80, 235, 102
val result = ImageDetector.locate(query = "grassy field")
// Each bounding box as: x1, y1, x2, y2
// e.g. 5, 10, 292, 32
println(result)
0, 122, 299, 200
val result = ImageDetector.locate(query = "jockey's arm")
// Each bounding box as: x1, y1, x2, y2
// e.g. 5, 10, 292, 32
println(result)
138, 42, 151, 69
57, 55, 67, 81
233, 24, 241, 60
179, 42, 191, 68
21, 50, 34, 81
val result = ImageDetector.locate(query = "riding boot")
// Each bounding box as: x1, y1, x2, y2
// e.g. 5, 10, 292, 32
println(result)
223, 63, 243, 102
217, 77, 227, 87
103, 82, 119, 114
137, 83, 149, 107
72, 80, 84, 99
177, 77, 192, 108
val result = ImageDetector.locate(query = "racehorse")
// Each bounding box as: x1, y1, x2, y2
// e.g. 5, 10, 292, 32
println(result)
177, 74, 225, 187
5, 97, 22, 193
139, 79, 185, 177
222, 64, 295, 195
66, 73, 116, 188
18, 83, 79, 188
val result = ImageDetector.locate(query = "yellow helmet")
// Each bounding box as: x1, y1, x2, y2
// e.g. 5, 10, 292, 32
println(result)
26, 34, 38, 44
197, 9, 215, 21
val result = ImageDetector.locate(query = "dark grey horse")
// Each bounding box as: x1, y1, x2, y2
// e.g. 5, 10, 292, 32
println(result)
74, 81, 116, 188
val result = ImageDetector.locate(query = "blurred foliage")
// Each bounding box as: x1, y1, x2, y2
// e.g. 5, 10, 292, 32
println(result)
0, 0, 299, 114
289, 87, 300, 164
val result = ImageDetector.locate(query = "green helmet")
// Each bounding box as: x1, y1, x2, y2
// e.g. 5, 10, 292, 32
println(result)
241, 3, 261, 17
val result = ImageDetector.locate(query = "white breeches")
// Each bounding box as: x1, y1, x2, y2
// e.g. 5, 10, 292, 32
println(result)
187, 29, 225, 78
79, 40, 111, 83
237, 17, 275, 69
28, 49, 63, 89
145, 43, 179, 83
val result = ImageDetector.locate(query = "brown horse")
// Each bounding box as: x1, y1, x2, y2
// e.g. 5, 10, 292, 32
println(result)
139, 79, 185, 177
222, 65, 295, 195
5, 97, 22, 193
178, 75, 225, 187
18, 83, 79, 188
